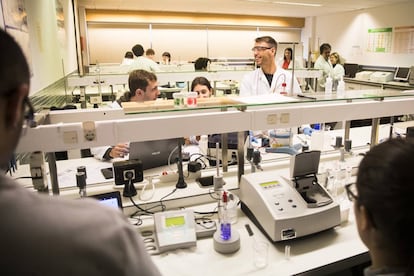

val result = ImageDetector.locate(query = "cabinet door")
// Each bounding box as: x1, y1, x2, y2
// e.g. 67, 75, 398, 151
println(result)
345, 82, 360, 90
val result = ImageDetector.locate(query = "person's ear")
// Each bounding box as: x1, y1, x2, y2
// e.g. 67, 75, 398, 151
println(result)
357, 204, 375, 231
135, 88, 144, 96
6, 84, 28, 128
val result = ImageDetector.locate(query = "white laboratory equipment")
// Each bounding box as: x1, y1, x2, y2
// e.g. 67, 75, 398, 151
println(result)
240, 150, 340, 242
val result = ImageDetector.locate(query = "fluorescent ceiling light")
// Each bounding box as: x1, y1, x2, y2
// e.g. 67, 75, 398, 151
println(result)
272, 1, 322, 7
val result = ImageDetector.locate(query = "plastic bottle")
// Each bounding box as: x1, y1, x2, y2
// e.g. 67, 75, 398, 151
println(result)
310, 123, 325, 151
280, 83, 288, 95
325, 75, 333, 95
199, 135, 208, 156
337, 76, 345, 97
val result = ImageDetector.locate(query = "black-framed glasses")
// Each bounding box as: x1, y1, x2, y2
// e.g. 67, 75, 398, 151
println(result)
251, 46, 273, 52
345, 183, 358, 202
23, 96, 36, 128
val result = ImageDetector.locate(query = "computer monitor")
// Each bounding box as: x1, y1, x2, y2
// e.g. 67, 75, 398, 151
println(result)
89, 191, 123, 209
343, 63, 359, 78
208, 132, 245, 150
207, 132, 249, 164
394, 67, 411, 81
129, 138, 179, 170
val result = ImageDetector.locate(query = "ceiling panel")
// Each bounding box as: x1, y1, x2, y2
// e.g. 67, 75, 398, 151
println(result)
77, 0, 411, 18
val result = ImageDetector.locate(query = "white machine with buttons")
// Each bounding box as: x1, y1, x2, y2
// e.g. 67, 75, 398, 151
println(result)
154, 209, 197, 252
240, 151, 340, 242
370, 71, 394, 83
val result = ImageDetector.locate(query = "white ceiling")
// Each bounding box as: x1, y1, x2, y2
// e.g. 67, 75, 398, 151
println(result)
77, 0, 411, 18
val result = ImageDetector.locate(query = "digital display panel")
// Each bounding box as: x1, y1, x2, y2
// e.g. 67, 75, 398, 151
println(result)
98, 198, 119, 209
260, 181, 280, 188
165, 216, 185, 227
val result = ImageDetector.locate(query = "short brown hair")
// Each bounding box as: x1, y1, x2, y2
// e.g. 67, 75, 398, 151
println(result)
255, 36, 278, 49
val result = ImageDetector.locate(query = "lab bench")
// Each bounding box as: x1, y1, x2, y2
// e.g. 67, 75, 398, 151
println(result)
344, 77, 414, 91
14, 89, 414, 274
11, 139, 371, 276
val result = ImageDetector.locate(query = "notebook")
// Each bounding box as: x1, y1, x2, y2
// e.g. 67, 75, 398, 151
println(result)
128, 138, 179, 170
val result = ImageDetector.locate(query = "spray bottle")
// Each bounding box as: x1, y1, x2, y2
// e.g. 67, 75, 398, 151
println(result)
325, 74, 333, 95
337, 76, 345, 97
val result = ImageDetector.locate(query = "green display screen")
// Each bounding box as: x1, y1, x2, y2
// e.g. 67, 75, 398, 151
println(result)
165, 215, 185, 227
260, 180, 280, 188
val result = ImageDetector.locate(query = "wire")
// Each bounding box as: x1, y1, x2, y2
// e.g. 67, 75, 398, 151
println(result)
167, 145, 178, 171
139, 177, 155, 201
128, 196, 154, 215
208, 188, 221, 200
160, 188, 177, 208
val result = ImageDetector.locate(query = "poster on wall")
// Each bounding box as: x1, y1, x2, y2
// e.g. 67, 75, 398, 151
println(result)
55, 0, 67, 49
1, 0, 27, 31
367, 27, 392, 53
1, 0, 32, 74
393, 26, 414, 54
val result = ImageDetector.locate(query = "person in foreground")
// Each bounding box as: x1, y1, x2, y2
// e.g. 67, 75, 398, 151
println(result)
0, 29, 161, 275
346, 138, 414, 276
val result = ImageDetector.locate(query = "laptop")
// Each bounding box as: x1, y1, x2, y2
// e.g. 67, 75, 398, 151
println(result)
128, 138, 179, 170
89, 191, 123, 209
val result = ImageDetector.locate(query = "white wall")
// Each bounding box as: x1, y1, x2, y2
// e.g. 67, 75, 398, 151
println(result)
313, 2, 414, 67
24, 0, 77, 94
87, 24, 301, 64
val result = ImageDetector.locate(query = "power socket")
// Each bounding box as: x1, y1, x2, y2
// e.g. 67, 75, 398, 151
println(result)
82, 121, 96, 141
123, 169, 135, 181
159, 171, 178, 183
113, 159, 143, 186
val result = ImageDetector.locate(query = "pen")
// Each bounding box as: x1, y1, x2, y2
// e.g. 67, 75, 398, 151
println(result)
297, 94, 317, 100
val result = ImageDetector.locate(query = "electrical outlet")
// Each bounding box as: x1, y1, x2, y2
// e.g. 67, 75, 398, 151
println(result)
82, 121, 96, 141
123, 169, 135, 181
267, 114, 277, 124
63, 131, 78, 144
280, 113, 290, 123
90, 96, 102, 104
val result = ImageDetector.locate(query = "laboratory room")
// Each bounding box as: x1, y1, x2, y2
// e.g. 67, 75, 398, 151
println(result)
2, 0, 414, 275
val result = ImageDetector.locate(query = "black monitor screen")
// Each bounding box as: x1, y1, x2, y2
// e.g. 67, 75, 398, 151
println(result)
208, 132, 248, 150
394, 67, 411, 81
343, 63, 359, 78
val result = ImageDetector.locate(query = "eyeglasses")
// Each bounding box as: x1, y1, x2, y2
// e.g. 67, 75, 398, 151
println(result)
23, 96, 36, 128
251, 46, 273, 52
345, 183, 358, 202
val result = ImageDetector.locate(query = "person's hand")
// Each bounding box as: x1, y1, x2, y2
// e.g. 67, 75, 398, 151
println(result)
109, 143, 129, 158
303, 127, 314, 136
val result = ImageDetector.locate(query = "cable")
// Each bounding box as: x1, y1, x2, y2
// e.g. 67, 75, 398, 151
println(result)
139, 177, 155, 201
167, 145, 178, 171
128, 196, 153, 215
208, 188, 221, 200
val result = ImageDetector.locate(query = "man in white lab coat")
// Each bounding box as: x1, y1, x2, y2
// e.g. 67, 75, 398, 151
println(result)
240, 36, 307, 145
314, 43, 333, 91
240, 36, 302, 96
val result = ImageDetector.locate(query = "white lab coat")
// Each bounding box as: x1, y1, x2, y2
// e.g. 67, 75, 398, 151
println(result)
314, 55, 333, 91
239, 67, 307, 139
331, 64, 345, 81
90, 101, 122, 160
129, 56, 161, 72
276, 58, 303, 70
239, 67, 302, 97
331, 64, 345, 90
